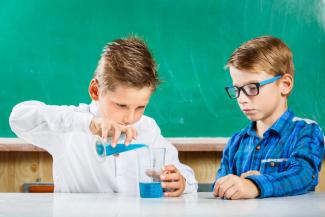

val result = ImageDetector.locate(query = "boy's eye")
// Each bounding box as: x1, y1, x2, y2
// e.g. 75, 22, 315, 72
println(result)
117, 104, 127, 108
244, 84, 258, 95
137, 106, 145, 110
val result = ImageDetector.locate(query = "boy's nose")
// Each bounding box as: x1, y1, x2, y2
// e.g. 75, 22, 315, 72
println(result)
123, 110, 135, 125
237, 92, 249, 104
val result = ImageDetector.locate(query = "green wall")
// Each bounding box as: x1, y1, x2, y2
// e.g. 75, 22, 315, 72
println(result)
1, 0, 325, 137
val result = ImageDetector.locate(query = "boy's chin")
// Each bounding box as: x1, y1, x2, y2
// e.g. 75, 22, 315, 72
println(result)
244, 114, 260, 122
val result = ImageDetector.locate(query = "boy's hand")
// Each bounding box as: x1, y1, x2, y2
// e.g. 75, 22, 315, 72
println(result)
90, 117, 137, 147
160, 165, 186, 197
213, 174, 259, 200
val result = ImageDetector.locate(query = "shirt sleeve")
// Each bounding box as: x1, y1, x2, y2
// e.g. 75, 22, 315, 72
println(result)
148, 119, 198, 194
9, 100, 93, 156
215, 132, 242, 180
216, 143, 231, 180
246, 124, 325, 198
211, 133, 241, 190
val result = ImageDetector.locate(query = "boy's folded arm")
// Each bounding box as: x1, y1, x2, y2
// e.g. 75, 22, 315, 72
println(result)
212, 156, 231, 194
246, 128, 325, 198
246, 163, 314, 198
213, 135, 235, 187
9, 101, 93, 154
216, 150, 231, 180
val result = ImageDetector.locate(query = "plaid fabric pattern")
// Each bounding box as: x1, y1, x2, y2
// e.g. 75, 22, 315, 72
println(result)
215, 109, 325, 198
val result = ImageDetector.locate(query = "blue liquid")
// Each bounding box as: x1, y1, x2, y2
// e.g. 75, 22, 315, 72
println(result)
139, 182, 163, 198
96, 144, 105, 156
95, 143, 147, 156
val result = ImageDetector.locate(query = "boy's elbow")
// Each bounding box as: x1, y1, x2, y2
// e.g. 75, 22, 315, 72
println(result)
9, 104, 26, 134
9, 101, 42, 135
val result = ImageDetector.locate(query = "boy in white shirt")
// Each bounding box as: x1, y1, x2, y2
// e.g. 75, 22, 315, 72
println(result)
9, 36, 197, 196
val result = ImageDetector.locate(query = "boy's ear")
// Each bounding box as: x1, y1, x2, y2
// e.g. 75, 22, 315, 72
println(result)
89, 79, 100, 101
280, 74, 294, 96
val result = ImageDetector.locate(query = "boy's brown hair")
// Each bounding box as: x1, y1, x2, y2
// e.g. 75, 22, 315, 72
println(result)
94, 36, 160, 91
226, 36, 294, 77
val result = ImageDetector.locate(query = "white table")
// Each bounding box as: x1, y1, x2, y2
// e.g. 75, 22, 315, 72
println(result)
0, 192, 324, 217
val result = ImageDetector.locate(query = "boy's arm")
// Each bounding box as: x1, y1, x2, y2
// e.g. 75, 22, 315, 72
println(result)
214, 133, 241, 183
216, 145, 231, 180
246, 125, 325, 198
212, 144, 231, 192
9, 101, 93, 155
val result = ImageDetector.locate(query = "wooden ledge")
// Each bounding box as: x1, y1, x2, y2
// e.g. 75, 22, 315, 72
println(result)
0, 138, 45, 152
0, 137, 228, 152
168, 137, 228, 151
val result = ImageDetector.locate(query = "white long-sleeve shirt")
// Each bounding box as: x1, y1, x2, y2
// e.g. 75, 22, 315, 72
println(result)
9, 101, 198, 194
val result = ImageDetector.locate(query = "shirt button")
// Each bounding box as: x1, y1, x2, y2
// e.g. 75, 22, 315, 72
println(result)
312, 175, 316, 179
256, 146, 261, 150
270, 162, 275, 167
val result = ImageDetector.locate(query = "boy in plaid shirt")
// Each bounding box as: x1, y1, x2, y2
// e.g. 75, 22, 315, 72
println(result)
213, 36, 324, 199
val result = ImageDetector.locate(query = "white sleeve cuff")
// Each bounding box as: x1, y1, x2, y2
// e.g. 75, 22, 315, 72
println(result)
182, 173, 198, 194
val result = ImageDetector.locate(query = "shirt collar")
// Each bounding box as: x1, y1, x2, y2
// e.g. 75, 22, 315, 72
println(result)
245, 109, 294, 137
246, 122, 257, 137
89, 101, 100, 116
269, 109, 294, 136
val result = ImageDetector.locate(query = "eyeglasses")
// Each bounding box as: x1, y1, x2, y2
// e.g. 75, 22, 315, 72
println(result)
225, 75, 282, 99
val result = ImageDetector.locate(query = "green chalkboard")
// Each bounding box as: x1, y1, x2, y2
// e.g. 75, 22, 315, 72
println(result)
1, 0, 325, 137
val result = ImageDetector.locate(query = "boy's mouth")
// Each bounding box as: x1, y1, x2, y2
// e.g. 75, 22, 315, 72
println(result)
242, 109, 255, 114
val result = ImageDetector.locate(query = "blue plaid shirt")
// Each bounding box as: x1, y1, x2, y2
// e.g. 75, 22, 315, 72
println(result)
216, 109, 324, 198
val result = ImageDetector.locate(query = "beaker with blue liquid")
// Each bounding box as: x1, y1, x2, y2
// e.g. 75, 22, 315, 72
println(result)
137, 147, 166, 198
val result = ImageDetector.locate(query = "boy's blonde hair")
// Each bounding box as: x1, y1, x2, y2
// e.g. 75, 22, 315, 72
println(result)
94, 36, 160, 92
226, 36, 294, 77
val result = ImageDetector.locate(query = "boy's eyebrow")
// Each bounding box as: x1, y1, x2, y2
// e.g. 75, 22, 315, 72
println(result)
115, 102, 146, 108
233, 80, 259, 86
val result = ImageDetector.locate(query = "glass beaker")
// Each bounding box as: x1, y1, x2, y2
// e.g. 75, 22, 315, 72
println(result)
137, 147, 166, 198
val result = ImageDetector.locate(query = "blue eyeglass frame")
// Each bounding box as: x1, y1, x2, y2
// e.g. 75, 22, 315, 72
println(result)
225, 75, 282, 99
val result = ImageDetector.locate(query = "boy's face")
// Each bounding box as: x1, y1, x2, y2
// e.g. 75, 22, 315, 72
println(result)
229, 67, 291, 123
89, 80, 152, 126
